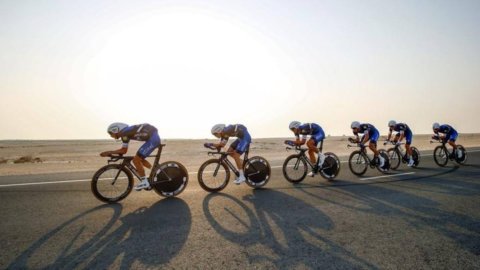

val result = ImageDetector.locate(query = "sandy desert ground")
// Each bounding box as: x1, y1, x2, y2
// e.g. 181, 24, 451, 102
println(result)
1, 134, 479, 176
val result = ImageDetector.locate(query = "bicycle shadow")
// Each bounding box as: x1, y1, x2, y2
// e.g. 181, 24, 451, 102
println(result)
298, 167, 480, 255
203, 191, 377, 269
8, 198, 191, 269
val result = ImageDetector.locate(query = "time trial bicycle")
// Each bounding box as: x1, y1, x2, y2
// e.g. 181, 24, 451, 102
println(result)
91, 144, 188, 203
197, 144, 271, 192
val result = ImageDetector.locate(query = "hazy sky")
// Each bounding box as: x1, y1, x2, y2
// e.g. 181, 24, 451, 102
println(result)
1, 0, 479, 139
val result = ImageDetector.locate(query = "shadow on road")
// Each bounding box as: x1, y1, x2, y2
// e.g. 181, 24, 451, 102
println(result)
8, 198, 191, 269
203, 191, 378, 268
297, 166, 480, 256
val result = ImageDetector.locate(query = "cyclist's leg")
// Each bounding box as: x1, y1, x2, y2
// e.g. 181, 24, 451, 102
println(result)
368, 130, 380, 156
228, 139, 243, 170
312, 132, 326, 166
306, 138, 318, 164
405, 131, 413, 156
231, 138, 250, 183
448, 132, 458, 149
448, 131, 460, 157
393, 133, 400, 143
369, 129, 384, 166
134, 133, 161, 177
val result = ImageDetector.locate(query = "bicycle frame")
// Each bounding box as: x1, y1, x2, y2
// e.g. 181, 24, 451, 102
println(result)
347, 144, 376, 165
430, 140, 452, 155
207, 146, 250, 177
285, 146, 317, 170
108, 144, 171, 184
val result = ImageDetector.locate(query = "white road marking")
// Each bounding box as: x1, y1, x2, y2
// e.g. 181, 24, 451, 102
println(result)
359, 172, 415, 181
0, 149, 478, 188
0, 179, 93, 187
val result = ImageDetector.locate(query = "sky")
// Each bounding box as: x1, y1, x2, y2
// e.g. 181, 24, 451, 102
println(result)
1, 0, 479, 139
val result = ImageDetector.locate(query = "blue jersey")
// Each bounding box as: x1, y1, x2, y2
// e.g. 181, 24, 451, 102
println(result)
391, 123, 413, 144
435, 124, 457, 136
220, 124, 251, 144
220, 124, 251, 154
295, 123, 325, 143
354, 123, 380, 143
118, 124, 158, 147
435, 124, 458, 142
354, 123, 377, 136
391, 123, 411, 135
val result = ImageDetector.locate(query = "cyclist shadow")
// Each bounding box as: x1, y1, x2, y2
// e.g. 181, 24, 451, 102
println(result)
203, 191, 376, 269
300, 167, 480, 255
8, 199, 191, 269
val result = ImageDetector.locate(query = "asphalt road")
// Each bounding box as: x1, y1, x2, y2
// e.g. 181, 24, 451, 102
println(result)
1, 148, 480, 269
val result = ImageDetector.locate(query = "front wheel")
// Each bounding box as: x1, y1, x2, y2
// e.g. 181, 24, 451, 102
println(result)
387, 148, 401, 170
198, 159, 230, 192
91, 164, 133, 203
245, 156, 271, 188
349, 151, 368, 176
282, 154, 308, 183
455, 145, 467, 165
319, 152, 341, 180
152, 161, 189, 197
433, 146, 448, 167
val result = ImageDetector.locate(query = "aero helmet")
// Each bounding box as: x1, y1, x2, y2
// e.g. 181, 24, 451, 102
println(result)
351, 121, 361, 129
211, 124, 225, 137
107, 122, 128, 135
289, 121, 301, 130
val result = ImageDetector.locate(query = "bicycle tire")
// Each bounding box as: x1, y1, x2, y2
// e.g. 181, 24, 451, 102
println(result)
411, 147, 420, 167
376, 150, 390, 173
198, 159, 230, 192
387, 148, 401, 170
282, 154, 308, 183
245, 156, 271, 188
455, 145, 467, 165
152, 161, 189, 197
348, 150, 368, 176
433, 145, 448, 167
91, 164, 133, 203
319, 152, 341, 180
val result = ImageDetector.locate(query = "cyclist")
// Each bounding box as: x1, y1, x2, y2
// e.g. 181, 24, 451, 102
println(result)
432, 123, 462, 159
206, 124, 252, 184
285, 121, 326, 177
386, 120, 414, 166
100, 123, 161, 191
350, 121, 385, 168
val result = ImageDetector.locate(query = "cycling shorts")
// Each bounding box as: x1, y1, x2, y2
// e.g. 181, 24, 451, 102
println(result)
447, 131, 458, 142
396, 130, 413, 145
310, 130, 325, 145
368, 128, 380, 144
137, 132, 161, 159
230, 134, 251, 155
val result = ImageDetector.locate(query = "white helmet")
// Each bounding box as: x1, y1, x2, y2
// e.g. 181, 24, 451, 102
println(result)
432, 122, 440, 130
211, 124, 225, 137
107, 122, 128, 135
289, 121, 301, 130
388, 120, 396, 127
351, 121, 361, 129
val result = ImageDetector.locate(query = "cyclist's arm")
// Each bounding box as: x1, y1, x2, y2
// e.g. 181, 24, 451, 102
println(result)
294, 134, 307, 146
386, 130, 392, 141
213, 137, 228, 148
100, 147, 128, 157
361, 132, 370, 145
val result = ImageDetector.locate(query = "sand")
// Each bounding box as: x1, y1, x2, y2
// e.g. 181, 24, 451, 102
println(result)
1, 134, 479, 176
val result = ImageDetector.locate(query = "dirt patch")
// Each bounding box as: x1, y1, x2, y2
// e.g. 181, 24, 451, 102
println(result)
13, 156, 43, 164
